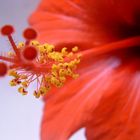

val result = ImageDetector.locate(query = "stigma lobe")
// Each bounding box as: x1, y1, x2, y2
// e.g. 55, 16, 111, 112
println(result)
1, 25, 14, 36
23, 28, 37, 40
22, 46, 38, 61
0, 62, 8, 76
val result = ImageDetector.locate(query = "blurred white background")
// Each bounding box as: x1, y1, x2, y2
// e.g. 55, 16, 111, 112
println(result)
0, 0, 86, 140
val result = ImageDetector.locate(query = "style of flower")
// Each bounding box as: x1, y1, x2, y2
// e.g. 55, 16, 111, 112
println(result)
29, 0, 140, 140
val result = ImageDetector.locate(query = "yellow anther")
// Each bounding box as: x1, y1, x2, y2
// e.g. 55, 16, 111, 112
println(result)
65, 68, 73, 76
39, 86, 50, 96
74, 58, 80, 64
10, 79, 21, 86
38, 45, 46, 53
77, 54, 82, 59
67, 52, 73, 57
33, 91, 40, 98
42, 43, 55, 53
52, 64, 58, 71
51, 71, 57, 77
68, 61, 76, 69
39, 87, 46, 95
59, 69, 66, 77
50, 76, 60, 86
59, 76, 66, 82
72, 74, 79, 79
61, 47, 68, 55
45, 76, 51, 83
20, 75, 28, 79
58, 63, 63, 68
18, 87, 28, 95
8, 70, 19, 78
8, 51, 14, 57
76, 59, 80, 64
17, 42, 24, 48
39, 57, 44, 63
8, 70, 15, 75
46, 85, 51, 90
55, 82, 63, 88
72, 46, 78, 52
47, 44, 55, 53
9, 80, 17, 86
48, 52, 64, 62
30, 40, 40, 46
63, 62, 69, 68
21, 81, 28, 87
8, 70, 16, 76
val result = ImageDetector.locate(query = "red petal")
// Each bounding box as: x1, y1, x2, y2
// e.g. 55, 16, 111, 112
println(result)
41, 58, 118, 140
85, 72, 140, 140
29, 0, 140, 139
29, 0, 140, 49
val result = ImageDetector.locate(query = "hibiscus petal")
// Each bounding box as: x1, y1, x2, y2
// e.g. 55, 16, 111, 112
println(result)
29, 0, 140, 49
29, 0, 96, 48
85, 71, 140, 140
41, 59, 118, 140
29, 0, 140, 140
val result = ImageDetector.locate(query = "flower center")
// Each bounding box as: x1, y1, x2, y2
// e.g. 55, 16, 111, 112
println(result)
116, 45, 140, 71
121, 45, 140, 59
0, 25, 81, 98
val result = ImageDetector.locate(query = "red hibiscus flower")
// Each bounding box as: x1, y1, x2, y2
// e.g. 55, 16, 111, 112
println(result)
29, 0, 140, 140
0, 0, 139, 140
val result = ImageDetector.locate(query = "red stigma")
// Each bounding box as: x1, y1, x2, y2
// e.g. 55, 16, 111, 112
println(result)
23, 28, 37, 40
22, 46, 37, 61
1, 25, 14, 36
0, 62, 8, 76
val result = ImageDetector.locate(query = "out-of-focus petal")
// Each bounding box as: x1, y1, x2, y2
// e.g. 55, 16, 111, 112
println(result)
85, 71, 140, 140
41, 58, 118, 140
29, 0, 140, 49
